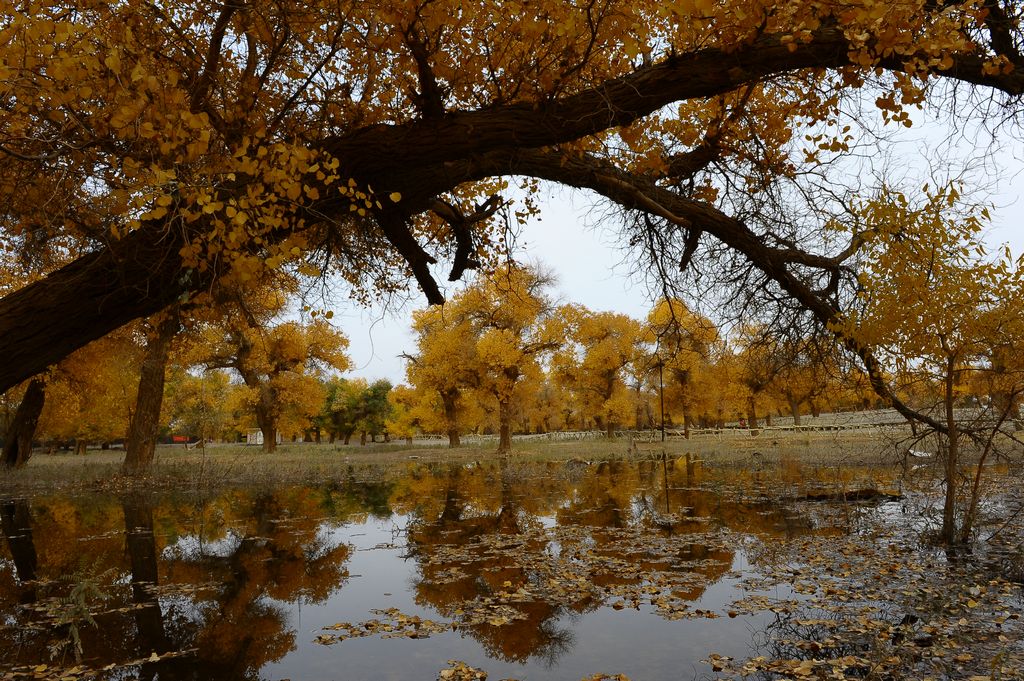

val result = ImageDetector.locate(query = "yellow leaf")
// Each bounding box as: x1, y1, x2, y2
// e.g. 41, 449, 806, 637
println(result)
389, 192, 402, 202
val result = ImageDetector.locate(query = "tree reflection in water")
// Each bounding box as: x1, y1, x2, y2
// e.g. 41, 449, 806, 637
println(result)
399, 458, 833, 666
0, 488, 356, 678
1, 498, 37, 603
405, 461, 578, 664
0, 459, 854, 679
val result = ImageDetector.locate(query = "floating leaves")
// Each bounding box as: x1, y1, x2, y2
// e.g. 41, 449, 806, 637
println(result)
317, 608, 452, 644
708, 524, 1024, 679
437, 660, 487, 680
415, 520, 733, 623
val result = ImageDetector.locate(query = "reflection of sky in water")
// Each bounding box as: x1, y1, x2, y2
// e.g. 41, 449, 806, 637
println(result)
0, 462, 854, 680
263, 518, 787, 681
162, 530, 244, 560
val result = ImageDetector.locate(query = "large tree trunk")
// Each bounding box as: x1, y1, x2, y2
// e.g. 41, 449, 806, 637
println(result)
2, 378, 46, 469
259, 420, 277, 452
123, 312, 179, 473
496, 398, 512, 455
747, 396, 760, 431
441, 390, 461, 448
254, 389, 277, 453
788, 394, 802, 425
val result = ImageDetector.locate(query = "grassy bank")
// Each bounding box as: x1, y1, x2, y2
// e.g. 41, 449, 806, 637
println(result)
0, 427, 919, 493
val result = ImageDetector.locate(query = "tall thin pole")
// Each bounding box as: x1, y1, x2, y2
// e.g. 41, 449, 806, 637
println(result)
659, 362, 665, 442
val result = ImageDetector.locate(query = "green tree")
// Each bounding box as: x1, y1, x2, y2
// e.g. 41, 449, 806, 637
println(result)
321, 378, 394, 445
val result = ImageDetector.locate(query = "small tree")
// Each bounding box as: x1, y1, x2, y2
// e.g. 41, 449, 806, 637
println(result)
845, 186, 1024, 544
202, 316, 350, 452
458, 265, 562, 454
403, 307, 481, 447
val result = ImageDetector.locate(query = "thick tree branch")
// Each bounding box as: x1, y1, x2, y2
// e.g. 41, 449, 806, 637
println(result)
190, 3, 241, 112
329, 26, 1024, 183
430, 195, 500, 280
405, 26, 446, 118
0, 221, 204, 393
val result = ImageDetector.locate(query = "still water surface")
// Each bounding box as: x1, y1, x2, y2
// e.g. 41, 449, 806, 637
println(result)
0, 458, 858, 680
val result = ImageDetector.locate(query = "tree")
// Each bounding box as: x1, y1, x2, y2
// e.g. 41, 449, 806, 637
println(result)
403, 307, 482, 447
357, 379, 394, 444
35, 330, 144, 454
200, 312, 350, 452
123, 309, 181, 472
765, 336, 835, 426
385, 384, 422, 444
645, 299, 717, 436
733, 326, 792, 430
842, 185, 1024, 544
320, 378, 393, 445
1, 378, 46, 469
553, 306, 644, 438
7, 2, 1024, 406
162, 367, 239, 443
453, 265, 562, 453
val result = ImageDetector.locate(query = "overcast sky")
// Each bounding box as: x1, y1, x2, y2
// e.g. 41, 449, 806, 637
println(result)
333, 190, 647, 385
333, 132, 1024, 387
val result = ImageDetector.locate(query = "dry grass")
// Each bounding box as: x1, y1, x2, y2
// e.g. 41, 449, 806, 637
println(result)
0, 428, 910, 493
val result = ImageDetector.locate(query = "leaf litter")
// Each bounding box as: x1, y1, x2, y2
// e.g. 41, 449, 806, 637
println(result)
317, 469, 1024, 681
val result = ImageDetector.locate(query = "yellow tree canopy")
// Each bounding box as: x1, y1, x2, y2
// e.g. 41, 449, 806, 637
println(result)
4, 0, 1024, 404
841, 185, 1024, 421
553, 306, 645, 433
37, 328, 143, 444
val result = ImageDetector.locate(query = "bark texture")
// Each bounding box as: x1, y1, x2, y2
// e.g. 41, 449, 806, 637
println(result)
124, 312, 180, 473
2, 378, 46, 469
441, 389, 461, 448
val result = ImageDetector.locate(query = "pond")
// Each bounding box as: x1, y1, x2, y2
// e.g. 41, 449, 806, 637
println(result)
1, 456, 1020, 680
